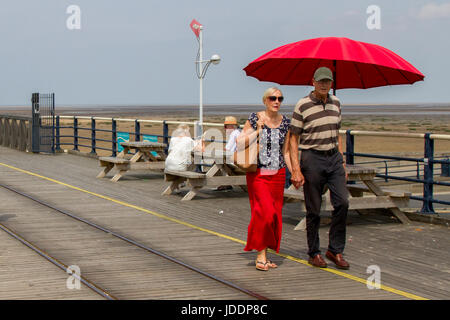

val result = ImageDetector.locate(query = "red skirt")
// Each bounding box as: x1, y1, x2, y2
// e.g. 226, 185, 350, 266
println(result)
244, 167, 286, 253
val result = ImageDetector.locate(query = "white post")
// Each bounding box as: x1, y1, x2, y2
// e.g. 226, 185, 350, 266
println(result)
198, 26, 204, 138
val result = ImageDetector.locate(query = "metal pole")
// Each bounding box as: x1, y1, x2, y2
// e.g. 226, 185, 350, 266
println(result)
333, 60, 337, 96
51, 93, 55, 154
31, 93, 40, 153
112, 119, 117, 157
55, 116, 61, 151
91, 117, 96, 154
198, 26, 204, 138
345, 130, 355, 185
163, 121, 169, 155
345, 130, 354, 165
73, 117, 79, 151
421, 133, 434, 213
135, 120, 141, 142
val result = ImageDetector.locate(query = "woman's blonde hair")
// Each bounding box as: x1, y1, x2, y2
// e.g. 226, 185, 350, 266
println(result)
172, 124, 191, 138
262, 87, 282, 104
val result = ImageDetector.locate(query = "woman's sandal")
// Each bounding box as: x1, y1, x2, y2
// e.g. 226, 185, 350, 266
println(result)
255, 260, 269, 271
266, 260, 278, 268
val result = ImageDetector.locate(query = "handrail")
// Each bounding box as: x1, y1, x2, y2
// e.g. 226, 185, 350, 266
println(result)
340, 129, 450, 141
58, 115, 242, 128
2, 114, 449, 213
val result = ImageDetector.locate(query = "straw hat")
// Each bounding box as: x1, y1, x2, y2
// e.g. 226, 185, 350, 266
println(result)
224, 116, 237, 125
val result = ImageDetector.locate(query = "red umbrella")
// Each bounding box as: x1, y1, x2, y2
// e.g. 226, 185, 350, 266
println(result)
244, 37, 424, 94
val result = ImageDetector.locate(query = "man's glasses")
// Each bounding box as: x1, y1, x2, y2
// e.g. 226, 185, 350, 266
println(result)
268, 96, 284, 102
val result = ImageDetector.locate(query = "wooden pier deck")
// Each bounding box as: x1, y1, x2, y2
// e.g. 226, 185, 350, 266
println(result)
0, 146, 448, 300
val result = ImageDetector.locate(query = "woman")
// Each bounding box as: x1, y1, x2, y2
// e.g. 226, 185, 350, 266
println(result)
165, 124, 196, 171
240, 87, 292, 271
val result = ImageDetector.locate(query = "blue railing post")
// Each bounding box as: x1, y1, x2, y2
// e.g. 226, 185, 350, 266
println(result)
441, 157, 450, 177
91, 117, 96, 154
55, 116, 61, 151
73, 117, 79, 151
112, 119, 117, 156
163, 121, 169, 155
345, 130, 355, 184
421, 133, 435, 213
135, 120, 141, 142
417, 161, 420, 179
345, 130, 354, 165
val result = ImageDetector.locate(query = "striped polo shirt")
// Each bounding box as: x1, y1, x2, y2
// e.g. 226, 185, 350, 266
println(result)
290, 91, 341, 151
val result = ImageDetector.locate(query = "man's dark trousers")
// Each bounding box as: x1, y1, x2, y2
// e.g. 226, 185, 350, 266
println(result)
301, 149, 349, 258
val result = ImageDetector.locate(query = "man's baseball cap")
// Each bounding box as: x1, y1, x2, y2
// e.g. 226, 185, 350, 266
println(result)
224, 116, 237, 125
314, 67, 333, 81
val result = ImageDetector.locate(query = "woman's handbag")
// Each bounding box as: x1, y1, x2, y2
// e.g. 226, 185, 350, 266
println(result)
233, 126, 260, 172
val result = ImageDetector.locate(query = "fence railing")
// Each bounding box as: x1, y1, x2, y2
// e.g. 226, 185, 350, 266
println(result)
0, 115, 32, 152
345, 130, 450, 214
56, 116, 227, 156
1, 114, 449, 214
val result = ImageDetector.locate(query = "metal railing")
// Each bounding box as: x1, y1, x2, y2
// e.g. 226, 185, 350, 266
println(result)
344, 130, 450, 214
56, 116, 228, 156
1, 114, 449, 214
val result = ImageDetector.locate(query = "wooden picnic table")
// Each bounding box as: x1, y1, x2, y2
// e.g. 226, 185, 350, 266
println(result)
97, 141, 167, 182
284, 164, 411, 225
162, 150, 247, 201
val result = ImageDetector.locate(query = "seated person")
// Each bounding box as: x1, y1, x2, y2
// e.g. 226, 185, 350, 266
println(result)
165, 124, 196, 171
224, 116, 241, 152
217, 116, 241, 191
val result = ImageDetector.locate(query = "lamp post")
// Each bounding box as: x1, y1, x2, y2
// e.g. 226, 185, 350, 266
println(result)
192, 22, 220, 138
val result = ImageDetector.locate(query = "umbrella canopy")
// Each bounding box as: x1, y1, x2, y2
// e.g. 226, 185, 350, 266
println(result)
243, 37, 424, 91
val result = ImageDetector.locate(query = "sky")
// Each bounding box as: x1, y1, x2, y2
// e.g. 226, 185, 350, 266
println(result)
0, 0, 450, 107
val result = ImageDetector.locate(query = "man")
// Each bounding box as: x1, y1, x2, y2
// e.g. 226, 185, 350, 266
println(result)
224, 116, 241, 152
216, 116, 241, 191
288, 67, 350, 270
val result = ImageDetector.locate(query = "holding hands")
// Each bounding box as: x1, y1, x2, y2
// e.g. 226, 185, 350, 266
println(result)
291, 170, 305, 189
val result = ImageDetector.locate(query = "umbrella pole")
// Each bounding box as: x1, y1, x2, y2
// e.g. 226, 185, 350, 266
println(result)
333, 60, 337, 96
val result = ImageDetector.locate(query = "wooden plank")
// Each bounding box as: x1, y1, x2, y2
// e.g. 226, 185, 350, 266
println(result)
164, 170, 205, 179
96, 163, 114, 179
182, 186, 203, 201
347, 184, 412, 197
98, 157, 130, 165
0, 146, 447, 300
129, 162, 165, 170
362, 180, 411, 224
0, 228, 103, 299
120, 141, 167, 148
161, 177, 185, 196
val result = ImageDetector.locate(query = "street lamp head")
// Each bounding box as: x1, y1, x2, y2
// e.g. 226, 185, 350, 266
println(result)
210, 54, 221, 65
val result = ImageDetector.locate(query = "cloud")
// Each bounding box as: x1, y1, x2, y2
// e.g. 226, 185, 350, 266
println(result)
417, 2, 450, 19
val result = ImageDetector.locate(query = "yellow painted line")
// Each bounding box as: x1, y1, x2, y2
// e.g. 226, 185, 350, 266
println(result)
0, 161, 428, 300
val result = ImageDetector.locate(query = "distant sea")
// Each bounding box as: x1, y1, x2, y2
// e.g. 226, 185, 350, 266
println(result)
1, 103, 450, 116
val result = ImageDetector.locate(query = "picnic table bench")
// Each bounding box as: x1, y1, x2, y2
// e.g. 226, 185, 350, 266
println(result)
284, 164, 411, 225
97, 141, 167, 182
162, 150, 247, 201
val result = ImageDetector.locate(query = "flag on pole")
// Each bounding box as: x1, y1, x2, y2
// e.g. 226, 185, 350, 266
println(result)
190, 19, 202, 38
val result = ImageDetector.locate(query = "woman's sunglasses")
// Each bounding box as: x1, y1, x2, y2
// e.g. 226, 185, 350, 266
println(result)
268, 96, 284, 102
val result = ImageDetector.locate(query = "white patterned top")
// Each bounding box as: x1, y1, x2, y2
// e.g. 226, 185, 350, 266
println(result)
248, 112, 290, 170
